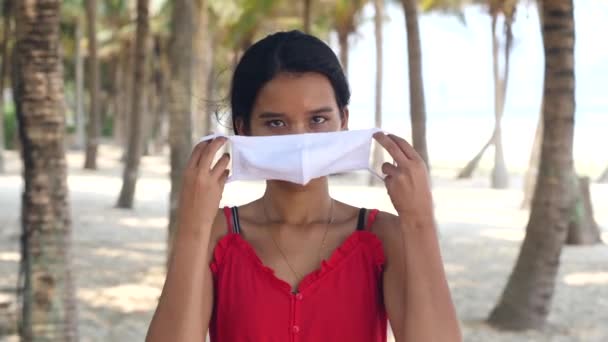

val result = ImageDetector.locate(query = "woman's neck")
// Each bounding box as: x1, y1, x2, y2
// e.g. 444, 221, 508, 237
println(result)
262, 177, 333, 226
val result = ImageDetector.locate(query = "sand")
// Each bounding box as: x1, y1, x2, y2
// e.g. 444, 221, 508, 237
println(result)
1, 144, 607, 342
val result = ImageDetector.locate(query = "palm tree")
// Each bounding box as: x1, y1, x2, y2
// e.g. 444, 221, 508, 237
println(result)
489, 1, 513, 188
522, 112, 542, 208
598, 165, 608, 183
488, 0, 576, 330
13, 0, 78, 339
457, 0, 515, 188
167, 0, 195, 257
0, 0, 14, 173
331, 0, 367, 75
192, 0, 211, 141
84, 0, 101, 169
74, 18, 86, 150
370, 0, 384, 185
116, 0, 150, 208
401, 0, 430, 169
303, 0, 312, 33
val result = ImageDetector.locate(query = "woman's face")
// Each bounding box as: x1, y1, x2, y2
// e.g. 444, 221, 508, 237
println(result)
239, 72, 349, 136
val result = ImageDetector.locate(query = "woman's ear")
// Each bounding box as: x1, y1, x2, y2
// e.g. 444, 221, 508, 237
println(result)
340, 107, 349, 131
234, 118, 247, 136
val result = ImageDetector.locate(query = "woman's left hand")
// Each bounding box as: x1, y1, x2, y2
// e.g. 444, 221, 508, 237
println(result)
373, 132, 434, 226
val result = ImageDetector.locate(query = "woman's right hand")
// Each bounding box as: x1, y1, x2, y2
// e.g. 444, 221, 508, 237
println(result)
176, 137, 230, 238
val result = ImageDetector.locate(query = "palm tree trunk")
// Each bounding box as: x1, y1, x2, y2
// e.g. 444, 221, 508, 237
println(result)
491, 12, 511, 189
167, 0, 195, 258
566, 176, 601, 245
142, 61, 154, 157
488, 0, 576, 330
337, 31, 349, 76
401, 0, 430, 169
13, 0, 78, 339
113, 41, 131, 147
457, 11, 514, 182
456, 133, 493, 179
0, 0, 13, 173
522, 111, 543, 208
84, 0, 100, 169
598, 166, 608, 183
205, 29, 217, 135
156, 48, 171, 151
303, 0, 312, 33
522, 0, 545, 207
74, 19, 86, 150
370, 0, 384, 186
192, 0, 209, 141
116, 0, 150, 208
149, 38, 164, 155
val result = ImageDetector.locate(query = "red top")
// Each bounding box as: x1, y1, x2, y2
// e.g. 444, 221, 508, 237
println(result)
209, 206, 387, 342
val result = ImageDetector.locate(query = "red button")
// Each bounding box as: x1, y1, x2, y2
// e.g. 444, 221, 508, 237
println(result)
292, 325, 300, 334
295, 293, 303, 301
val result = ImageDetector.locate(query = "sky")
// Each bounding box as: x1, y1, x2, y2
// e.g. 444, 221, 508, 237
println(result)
336, 0, 608, 169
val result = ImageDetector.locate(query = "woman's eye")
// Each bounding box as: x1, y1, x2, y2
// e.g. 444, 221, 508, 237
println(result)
311, 116, 328, 124
266, 120, 286, 128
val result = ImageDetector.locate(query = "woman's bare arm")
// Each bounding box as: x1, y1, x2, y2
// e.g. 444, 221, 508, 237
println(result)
145, 211, 225, 342
146, 138, 230, 342
371, 132, 460, 342
377, 213, 461, 342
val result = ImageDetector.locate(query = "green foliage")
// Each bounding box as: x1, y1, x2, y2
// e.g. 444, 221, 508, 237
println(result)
209, 0, 279, 49
330, 0, 368, 35
61, 0, 83, 20
419, 0, 468, 24
102, 113, 114, 137
102, 0, 130, 18
3, 102, 16, 150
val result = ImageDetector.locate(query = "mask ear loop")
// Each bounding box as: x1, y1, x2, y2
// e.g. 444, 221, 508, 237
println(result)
368, 157, 399, 182
368, 167, 386, 182
368, 128, 388, 182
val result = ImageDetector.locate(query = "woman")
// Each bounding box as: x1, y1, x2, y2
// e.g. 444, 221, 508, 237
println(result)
146, 30, 461, 342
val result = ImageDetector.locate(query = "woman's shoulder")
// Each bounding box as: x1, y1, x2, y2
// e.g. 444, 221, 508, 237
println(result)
368, 210, 400, 238
207, 202, 258, 254
207, 207, 232, 261
367, 210, 403, 264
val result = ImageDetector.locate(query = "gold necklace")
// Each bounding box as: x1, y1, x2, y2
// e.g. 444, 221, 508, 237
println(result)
263, 197, 334, 290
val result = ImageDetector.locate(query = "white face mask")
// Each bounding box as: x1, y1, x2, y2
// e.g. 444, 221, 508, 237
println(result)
197, 128, 384, 185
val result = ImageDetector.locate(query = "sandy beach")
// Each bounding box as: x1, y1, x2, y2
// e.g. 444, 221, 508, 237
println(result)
1, 144, 607, 342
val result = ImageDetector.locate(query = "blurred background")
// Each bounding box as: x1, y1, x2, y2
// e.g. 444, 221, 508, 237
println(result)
0, 0, 607, 341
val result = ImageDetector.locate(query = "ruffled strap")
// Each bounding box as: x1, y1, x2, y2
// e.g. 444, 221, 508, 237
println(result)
366, 209, 380, 230
222, 206, 234, 234
364, 209, 385, 269
209, 233, 239, 274
210, 207, 237, 274
365, 231, 386, 270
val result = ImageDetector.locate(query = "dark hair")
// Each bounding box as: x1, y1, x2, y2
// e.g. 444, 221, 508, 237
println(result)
230, 30, 350, 135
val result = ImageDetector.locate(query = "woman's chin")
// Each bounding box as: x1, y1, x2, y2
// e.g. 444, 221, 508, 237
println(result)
267, 177, 328, 190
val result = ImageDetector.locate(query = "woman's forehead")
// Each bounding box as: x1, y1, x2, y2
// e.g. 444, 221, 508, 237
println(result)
253, 72, 338, 114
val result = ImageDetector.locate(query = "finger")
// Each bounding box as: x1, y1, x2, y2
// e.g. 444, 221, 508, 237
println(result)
381, 162, 399, 177
188, 141, 209, 169
199, 137, 228, 170
388, 134, 421, 161
373, 132, 409, 166
211, 153, 230, 178
219, 169, 230, 186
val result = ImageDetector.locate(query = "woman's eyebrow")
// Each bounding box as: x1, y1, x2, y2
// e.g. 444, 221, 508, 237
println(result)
258, 111, 285, 118
307, 107, 334, 115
